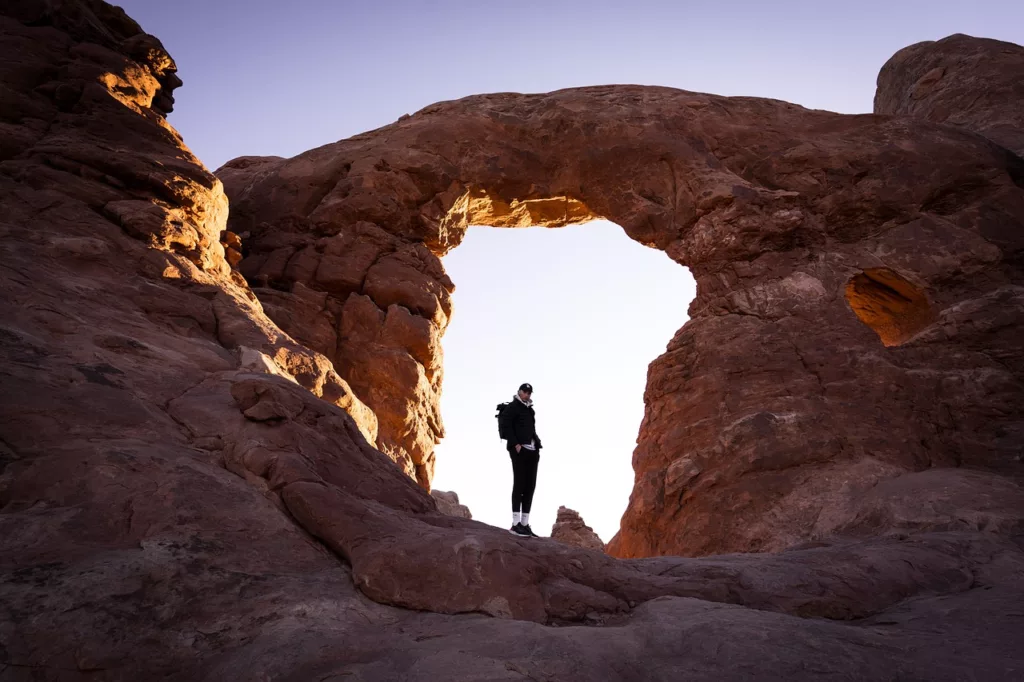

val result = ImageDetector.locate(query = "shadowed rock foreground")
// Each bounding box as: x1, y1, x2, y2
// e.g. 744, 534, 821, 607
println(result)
1, 2, 1022, 679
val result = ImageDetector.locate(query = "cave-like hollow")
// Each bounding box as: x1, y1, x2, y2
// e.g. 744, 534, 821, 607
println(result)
844, 268, 936, 347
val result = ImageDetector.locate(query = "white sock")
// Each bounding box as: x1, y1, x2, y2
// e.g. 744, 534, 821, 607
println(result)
512, 511, 521, 525
521, 512, 530, 526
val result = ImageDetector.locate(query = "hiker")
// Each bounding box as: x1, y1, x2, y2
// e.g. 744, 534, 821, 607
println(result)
499, 383, 542, 537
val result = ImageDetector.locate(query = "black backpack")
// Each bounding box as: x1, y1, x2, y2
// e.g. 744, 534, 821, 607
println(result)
495, 402, 512, 440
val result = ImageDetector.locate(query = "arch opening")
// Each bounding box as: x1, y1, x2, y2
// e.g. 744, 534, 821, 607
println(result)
430, 220, 695, 541
844, 268, 935, 346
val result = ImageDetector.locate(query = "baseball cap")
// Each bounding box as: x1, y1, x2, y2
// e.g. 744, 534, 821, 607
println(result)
519, 383, 533, 393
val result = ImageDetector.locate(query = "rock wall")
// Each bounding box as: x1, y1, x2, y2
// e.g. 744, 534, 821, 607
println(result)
2, 3, 1023, 678
551, 506, 605, 551
222, 49, 1024, 558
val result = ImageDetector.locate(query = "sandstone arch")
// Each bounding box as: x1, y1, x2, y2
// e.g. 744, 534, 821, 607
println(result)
221, 80, 1024, 558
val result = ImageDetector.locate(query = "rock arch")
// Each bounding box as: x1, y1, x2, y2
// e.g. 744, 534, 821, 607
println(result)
220, 83, 1024, 558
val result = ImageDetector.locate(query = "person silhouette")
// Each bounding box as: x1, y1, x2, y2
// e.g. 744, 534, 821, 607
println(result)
499, 382, 542, 537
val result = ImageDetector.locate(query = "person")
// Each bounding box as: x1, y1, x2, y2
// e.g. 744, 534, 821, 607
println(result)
500, 382, 542, 537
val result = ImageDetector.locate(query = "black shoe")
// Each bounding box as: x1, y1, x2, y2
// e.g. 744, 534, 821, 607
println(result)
522, 524, 539, 538
510, 523, 530, 537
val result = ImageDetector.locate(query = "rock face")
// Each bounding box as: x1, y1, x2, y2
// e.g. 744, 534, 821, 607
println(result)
431, 489, 472, 518
222, 43, 1024, 559
551, 506, 605, 550
218, 180, 451, 488
875, 33, 1024, 156
1, 3, 1023, 678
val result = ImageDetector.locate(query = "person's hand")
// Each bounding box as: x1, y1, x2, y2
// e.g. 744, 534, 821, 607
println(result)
515, 444, 521, 453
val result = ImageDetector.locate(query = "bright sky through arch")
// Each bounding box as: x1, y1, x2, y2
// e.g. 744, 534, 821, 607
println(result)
432, 222, 694, 540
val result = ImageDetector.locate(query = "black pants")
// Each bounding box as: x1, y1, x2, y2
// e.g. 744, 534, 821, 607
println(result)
509, 447, 540, 514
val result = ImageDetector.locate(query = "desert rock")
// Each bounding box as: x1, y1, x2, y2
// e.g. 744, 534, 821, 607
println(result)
221, 39, 1024, 559
1, 2, 1023, 679
875, 33, 1024, 156
431, 489, 472, 518
551, 506, 605, 551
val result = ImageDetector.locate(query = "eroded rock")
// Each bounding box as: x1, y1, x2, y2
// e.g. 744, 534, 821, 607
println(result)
551, 506, 605, 551
222, 38, 1024, 559
875, 33, 1024, 156
1, 3, 1023, 679
431, 489, 472, 519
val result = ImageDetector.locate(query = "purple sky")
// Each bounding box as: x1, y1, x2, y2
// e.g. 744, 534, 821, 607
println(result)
117, 1, 1023, 539
122, 0, 1024, 171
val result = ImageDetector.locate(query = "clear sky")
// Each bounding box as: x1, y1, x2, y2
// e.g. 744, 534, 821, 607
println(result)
119, 0, 1023, 540
435, 224, 693, 540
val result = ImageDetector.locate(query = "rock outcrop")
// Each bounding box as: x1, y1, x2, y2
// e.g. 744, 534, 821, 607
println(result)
1, 2, 1023, 678
222, 43, 1024, 559
551, 506, 605, 550
431, 489, 472, 518
875, 33, 1024, 156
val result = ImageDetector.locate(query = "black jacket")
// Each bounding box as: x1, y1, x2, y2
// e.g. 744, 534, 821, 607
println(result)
501, 398, 542, 451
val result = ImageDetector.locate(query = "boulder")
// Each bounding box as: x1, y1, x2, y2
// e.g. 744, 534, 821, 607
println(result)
551, 506, 605, 551
875, 33, 1024, 156
431, 490, 472, 519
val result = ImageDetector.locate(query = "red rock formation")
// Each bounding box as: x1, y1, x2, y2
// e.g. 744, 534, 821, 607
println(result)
222, 209, 450, 486
222, 48, 1024, 560
1, 2, 1023, 678
431, 489, 472, 518
551, 506, 605, 551
875, 33, 1024, 156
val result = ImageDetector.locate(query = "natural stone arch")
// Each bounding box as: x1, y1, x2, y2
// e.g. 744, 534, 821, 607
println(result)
220, 85, 1024, 558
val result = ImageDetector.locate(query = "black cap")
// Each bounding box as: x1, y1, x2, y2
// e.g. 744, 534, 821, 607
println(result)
519, 383, 533, 393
